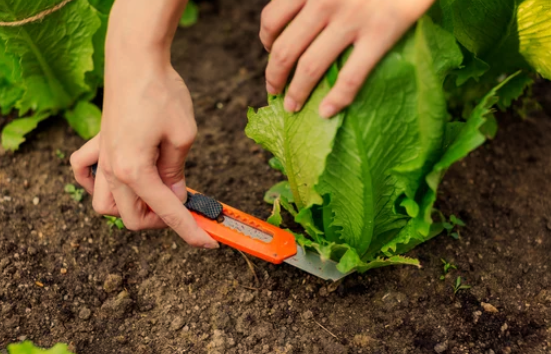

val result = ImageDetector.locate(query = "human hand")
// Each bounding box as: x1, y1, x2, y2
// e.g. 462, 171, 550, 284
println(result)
260, 0, 435, 118
70, 61, 218, 249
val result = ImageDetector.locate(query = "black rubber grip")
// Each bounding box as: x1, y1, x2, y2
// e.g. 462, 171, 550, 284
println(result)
184, 192, 223, 220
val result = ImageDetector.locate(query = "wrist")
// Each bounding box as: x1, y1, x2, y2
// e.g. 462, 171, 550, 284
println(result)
105, 0, 186, 67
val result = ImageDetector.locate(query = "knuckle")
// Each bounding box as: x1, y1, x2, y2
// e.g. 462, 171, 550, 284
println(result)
313, 0, 335, 13
172, 138, 193, 152
112, 160, 138, 184
98, 161, 113, 179
297, 58, 321, 80
172, 130, 196, 151
271, 44, 292, 68
161, 212, 184, 232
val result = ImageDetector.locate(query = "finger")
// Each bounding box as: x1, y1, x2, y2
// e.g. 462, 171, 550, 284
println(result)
128, 167, 218, 249
265, 2, 330, 96
111, 183, 166, 231
319, 39, 381, 119
259, 0, 306, 52
285, 24, 355, 114
92, 167, 120, 217
157, 138, 192, 203
70, 134, 100, 194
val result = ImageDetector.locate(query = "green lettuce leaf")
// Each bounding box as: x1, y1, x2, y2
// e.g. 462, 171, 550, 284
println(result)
1, 112, 50, 150
517, 0, 551, 79
246, 77, 343, 210
8, 341, 74, 354
318, 17, 462, 257
382, 72, 521, 256
264, 180, 294, 204
0, 38, 24, 114
88, 0, 115, 14
433, 0, 551, 80
0, 0, 101, 114
64, 100, 101, 139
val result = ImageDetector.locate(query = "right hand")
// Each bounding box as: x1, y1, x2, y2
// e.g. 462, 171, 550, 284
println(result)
70, 59, 219, 250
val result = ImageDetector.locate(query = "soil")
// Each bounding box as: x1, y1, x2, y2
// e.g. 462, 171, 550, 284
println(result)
1, 0, 551, 353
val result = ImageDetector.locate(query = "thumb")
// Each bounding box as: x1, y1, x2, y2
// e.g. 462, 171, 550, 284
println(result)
157, 139, 190, 202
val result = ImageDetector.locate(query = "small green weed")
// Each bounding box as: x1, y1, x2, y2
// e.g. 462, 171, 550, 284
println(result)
443, 214, 466, 239
452, 276, 471, 295
64, 184, 84, 202
104, 216, 125, 230
55, 149, 65, 159
440, 258, 457, 280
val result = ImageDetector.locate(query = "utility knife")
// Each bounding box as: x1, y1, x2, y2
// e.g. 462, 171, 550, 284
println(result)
90, 164, 348, 281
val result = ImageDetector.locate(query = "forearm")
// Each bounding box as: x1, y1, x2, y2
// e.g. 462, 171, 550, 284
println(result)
106, 0, 187, 65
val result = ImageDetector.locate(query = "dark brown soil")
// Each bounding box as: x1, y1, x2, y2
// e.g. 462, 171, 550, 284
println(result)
1, 1, 551, 353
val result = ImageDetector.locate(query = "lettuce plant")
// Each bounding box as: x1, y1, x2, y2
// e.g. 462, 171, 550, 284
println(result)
7, 341, 74, 354
0, 0, 115, 150
247, 0, 551, 273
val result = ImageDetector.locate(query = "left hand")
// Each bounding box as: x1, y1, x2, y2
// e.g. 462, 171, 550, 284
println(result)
260, 0, 435, 118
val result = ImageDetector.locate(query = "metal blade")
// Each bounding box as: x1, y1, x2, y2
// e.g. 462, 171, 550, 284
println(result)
221, 216, 353, 281
284, 247, 354, 282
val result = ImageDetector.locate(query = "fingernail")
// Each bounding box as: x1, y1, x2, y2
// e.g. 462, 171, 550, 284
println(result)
171, 180, 187, 202
319, 103, 337, 119
203, 242, 220, 249
266, 82, 277, 95
284, 96, 300, 113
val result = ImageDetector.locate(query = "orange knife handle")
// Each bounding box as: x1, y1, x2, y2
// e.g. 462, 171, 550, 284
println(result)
187, 189, 297, 264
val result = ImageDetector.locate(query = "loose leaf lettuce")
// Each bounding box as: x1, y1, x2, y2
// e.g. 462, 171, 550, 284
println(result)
0, 0, 113, 150
0, 0, 101, 114
8, 341, 74, 354
247, 4, 551, 274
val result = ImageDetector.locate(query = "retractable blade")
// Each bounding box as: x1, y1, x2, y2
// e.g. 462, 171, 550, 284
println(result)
219, 213, 349, 281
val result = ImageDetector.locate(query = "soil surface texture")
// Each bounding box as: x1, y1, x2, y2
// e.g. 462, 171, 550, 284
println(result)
1, 0, 551, 353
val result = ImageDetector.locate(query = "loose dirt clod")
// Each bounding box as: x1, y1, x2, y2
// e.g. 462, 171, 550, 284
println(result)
103, 274, 123, 293
353, 334, 374, 348
434, 341, 448, 353
101, 290, 132, 318
79, 307, 91, 320
170, 316, 185, 331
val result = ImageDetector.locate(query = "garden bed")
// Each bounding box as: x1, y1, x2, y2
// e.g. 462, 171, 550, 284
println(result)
1, 0, 550, 353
